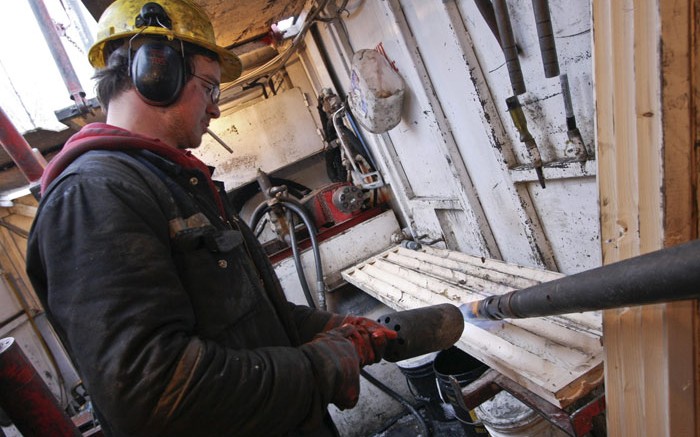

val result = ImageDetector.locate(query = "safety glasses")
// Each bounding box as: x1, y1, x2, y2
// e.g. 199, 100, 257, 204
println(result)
191, 73, 221, 104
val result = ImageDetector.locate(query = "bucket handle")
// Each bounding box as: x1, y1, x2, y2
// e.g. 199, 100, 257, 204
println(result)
434, 376, 484, 426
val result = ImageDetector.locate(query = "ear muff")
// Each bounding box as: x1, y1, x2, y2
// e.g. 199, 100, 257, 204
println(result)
130, 42, 185, 106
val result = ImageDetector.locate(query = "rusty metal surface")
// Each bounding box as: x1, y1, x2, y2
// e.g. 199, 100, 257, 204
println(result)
460, 368, 605, 437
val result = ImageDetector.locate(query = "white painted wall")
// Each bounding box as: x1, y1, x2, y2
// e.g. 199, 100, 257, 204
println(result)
306, 0, 601, 274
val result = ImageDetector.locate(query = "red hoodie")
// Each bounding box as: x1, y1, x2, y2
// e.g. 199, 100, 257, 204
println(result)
41, 123, 225, 216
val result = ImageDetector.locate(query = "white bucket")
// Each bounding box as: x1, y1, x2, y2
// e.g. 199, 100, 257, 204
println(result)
347, 49, 405, 134
474, 391, 569, 437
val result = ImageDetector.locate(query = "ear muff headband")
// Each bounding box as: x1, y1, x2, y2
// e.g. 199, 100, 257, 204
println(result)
130, 41, 186, 106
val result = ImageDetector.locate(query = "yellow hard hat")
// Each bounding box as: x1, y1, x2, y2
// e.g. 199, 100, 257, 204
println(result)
88, 0, 241, 82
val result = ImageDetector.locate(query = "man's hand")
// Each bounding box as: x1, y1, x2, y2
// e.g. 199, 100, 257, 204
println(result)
304, 327, 361, 409
324, 315, 399, 366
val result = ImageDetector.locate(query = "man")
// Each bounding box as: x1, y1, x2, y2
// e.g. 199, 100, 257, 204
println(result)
26, 1, 397, 435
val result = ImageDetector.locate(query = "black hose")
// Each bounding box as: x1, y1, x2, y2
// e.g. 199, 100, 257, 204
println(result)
249, 198, 327, 310
277, 199, 326, 311
361, 369, 431, 437
251, 197, 429, 433
286, 210, 316, 308
249, 201, 270, 234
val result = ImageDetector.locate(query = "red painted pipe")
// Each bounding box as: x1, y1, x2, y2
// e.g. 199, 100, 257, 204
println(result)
0, 337, 81, 437
0, 106, 45, 183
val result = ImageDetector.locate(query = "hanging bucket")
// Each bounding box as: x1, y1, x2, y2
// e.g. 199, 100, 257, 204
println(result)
434, 347, 489, 436
395, 352, 449, 421
474, 391, 569, 437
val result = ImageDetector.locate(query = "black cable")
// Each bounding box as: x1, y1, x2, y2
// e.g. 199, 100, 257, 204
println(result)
360, 369, 431, 437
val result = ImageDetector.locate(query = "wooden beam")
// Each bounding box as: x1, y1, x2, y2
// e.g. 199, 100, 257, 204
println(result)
593, 0, 697, 435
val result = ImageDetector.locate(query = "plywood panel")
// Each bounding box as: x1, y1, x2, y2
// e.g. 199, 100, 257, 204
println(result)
593, 0, 697, 434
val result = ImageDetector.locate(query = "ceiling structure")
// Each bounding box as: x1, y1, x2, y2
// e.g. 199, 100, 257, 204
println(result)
0, 0, 308, 195
81, 0, 308, 48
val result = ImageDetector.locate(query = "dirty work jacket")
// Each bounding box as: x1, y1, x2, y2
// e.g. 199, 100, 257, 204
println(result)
26, 148, 348, 436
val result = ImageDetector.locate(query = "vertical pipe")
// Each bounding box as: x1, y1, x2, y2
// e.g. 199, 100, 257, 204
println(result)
473, 0, 502, 47
27, 0, 88, 112
532, 0, 560, 78
492, 0, 526, 95
559, 74, 588, 159
0, 106, 46, 183
0, 338, 81, 437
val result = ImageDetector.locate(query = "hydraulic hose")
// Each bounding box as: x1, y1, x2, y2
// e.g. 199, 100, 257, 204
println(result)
251, 193, 430, 433
249, 198, 327, 310
286, 210, 316, 309
277, 198, 326, 311
249, 201, 271, 235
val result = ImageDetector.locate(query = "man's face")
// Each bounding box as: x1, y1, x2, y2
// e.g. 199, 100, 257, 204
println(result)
166, 54, 222, 149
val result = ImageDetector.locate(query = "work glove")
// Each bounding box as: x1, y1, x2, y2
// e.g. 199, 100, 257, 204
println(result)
301, 327, 361, 409
324, 315, 399, 365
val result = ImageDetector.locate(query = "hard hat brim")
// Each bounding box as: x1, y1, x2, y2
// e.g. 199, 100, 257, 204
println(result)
89, 29, 242, 83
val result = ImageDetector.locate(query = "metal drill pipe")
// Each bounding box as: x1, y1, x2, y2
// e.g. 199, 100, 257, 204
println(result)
493, 0, 526, 95
532, 0, 560, 78
377, 304, 465, 362
464, 239, 700, 320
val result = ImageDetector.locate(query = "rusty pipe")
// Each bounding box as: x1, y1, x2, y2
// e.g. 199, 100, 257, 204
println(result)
27, 0, 89, 113
0, 338, 81, 437
0, 106, 46, 183
377, 304, 465, 362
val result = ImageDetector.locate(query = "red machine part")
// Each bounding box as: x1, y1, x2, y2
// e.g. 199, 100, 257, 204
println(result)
0, 337, 81, 437
304, 182, 365, 229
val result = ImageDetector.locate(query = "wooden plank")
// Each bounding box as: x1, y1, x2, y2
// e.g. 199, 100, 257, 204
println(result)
343, 245, 603, 408
8, 202, 37, 219
0, 218, 40, 311
593, 0, 697, 434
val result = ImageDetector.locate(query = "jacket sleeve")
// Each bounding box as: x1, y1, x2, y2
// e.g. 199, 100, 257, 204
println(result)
26, 161, 355, 436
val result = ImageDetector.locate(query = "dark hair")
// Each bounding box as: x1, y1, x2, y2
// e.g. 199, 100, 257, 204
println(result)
93, 38, 219, 111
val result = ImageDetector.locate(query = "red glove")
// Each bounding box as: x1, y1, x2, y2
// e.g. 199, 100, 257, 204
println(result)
324, 315, 399, 365
302, 326, 362, 409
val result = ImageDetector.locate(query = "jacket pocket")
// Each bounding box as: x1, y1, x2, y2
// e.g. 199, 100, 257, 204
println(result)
172, 226, 262, 340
